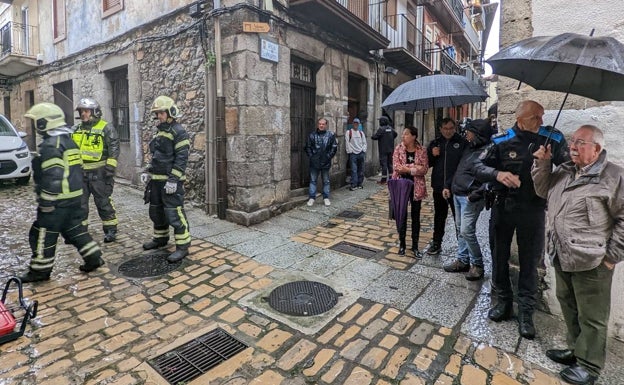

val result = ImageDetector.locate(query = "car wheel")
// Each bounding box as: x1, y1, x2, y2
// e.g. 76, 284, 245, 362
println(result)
16, 175, 30, 186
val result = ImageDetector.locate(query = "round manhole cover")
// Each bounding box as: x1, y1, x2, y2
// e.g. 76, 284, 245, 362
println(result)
118, 252, 182, 278
264, 281, 341, 316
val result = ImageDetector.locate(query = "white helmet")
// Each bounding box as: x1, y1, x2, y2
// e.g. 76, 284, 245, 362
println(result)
76, 97, 102, 122
24, 103, 66, 133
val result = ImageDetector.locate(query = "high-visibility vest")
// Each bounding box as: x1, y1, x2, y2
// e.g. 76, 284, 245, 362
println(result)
72, 119, 108, 163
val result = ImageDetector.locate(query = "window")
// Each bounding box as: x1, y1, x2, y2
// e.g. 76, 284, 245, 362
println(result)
53, 0, 66, 42
384, 0, 397, 29
106, 67, 130, 143
53, 80, 73, 125
103, 0, 124, 18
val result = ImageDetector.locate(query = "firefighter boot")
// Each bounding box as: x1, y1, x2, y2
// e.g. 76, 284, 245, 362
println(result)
143, 238, 169, 250
19, 270, 51, 283
104, 228, 117, 243
167, 245, 189, 263
79, 256, 105, 273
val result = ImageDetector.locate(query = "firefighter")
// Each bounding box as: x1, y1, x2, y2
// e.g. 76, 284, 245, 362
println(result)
72, 98, 120, 243
141, 95, 191, 263
19, 103, 104, 283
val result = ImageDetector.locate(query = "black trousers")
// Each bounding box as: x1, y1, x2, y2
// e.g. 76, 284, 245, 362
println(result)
379, 152, 393, 179
397, 198, 422, 249
81, 167, 117, 231
490, 201, 545, 313
148, 180, 191, 249
432, 190, 456, 244
28, 207, 102, 273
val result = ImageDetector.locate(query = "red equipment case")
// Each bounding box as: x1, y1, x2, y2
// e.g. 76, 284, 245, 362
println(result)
0, 277, 38, 345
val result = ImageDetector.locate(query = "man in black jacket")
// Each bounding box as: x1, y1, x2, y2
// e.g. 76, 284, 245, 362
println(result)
426, 118, 466, 255
372, 116, 397, 184
305, 118, 338, 206
475, 100, 569, 339
443, 119, 491, 280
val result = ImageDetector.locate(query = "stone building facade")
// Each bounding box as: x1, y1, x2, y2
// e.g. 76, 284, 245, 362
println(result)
498, 0, 624, 340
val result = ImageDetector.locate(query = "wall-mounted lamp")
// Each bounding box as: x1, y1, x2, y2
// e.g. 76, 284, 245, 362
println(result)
384, 66, 398, 75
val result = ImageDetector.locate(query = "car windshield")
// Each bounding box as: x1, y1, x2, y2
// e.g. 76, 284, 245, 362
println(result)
0, 117, 17, 136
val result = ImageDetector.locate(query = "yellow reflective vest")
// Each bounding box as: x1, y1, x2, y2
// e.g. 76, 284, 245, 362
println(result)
72, 120, 107, 163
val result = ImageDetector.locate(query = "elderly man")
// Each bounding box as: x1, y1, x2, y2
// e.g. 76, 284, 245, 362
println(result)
474, 100, 569, 339
532, 125, 623, 385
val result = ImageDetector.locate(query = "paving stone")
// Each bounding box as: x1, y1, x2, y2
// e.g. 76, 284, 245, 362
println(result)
340, 338, 369, 360
413, 347, 437, 371
381, 346, 411, 379
399, 373, 426, 385
302, 348, 336, 377
363, 270, 430, 309
445, 353, 462, 376
491, 372, 523, 385
361, 319, 389, 339
276, 339, 317, 371
407, 280, 478, 328
460, 364, 488, 385
338, 303, 364, 323
360, 347, 389, 370
334, 325, 361, 347
343, 366, 373, 385
434, 373, 455, 385
390, 315, 416, 335
321, 359, 346, 383
356, 303, 385, 326
256, 329, 293, 352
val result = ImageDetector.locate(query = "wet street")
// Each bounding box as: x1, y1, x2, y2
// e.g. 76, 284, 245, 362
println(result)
0, 178, 622, 385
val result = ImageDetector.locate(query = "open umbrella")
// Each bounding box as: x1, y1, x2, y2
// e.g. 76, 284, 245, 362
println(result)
487, 31, 624, 128
382, 74, 488, 113
387, 178, 414, 231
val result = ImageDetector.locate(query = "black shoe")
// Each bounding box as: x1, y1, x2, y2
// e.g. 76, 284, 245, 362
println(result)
427, 242, 441, 255
167, 247, 189, 263
411, 247, 422, 258
143, 238, 169, 250
79, 256, 105, 272
488, 301, 513, 322
18, 270, 51, 283
546, 349, 576, 365
357, 185, 363, 189
103, 229, 117, 243
560, 364, 597, 385
518, 312, 536, 339
398, 247, 406, 255
349, 186, 357, 191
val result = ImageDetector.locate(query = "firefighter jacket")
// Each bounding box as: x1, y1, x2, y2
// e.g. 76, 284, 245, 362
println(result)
34, 130, 84, 209
72, 119, 120, 171
148, 120, 190, 183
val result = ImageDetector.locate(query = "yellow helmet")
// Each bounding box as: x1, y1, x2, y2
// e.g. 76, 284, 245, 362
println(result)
24, 102, 66, 133
150, 95, 181, 118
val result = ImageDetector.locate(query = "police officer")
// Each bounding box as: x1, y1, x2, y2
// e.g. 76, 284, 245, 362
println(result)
72, 98, 120, 243
475, 100, 569, 339
19, 103, 104, 283
141, 96, 191, 263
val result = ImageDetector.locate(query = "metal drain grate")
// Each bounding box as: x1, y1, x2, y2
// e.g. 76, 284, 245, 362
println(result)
323, 221, 338, 228
330, 241, 382, 259
117, 252, 182, 278
264, 281, 341, 316
336, 210, 364, 219
148, 328, 247, 384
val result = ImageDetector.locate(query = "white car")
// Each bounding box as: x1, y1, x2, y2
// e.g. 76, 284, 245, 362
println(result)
0, 114, 32, 185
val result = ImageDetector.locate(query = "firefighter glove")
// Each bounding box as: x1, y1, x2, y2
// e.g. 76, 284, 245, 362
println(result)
164, 181, 177, 194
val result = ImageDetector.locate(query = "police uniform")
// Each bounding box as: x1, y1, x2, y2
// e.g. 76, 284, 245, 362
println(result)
145, 119, 191, 255
72, 118, 120, 240
20, 104, 104, 282
476, 125, 569, 316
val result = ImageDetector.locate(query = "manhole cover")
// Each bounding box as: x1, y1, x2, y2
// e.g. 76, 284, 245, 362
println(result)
118, 252, 182, 278
264, 281, 341, 316
148, 328, 247, 385
330, 241, 382, 259
336, 210, 364, 219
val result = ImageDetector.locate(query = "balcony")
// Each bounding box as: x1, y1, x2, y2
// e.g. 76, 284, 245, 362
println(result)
381, 14, 433, 77
416, 0, 465, 36
289, 0, 389, 50
0, 22, 39, 77
439, 50, 462, 75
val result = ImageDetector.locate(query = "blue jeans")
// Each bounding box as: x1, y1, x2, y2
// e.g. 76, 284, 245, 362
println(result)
349, 152, 365, 187
454, 195, 485, 266
309, 167, 330, 199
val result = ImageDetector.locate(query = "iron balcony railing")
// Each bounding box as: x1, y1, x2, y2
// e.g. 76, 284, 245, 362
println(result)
440, 50, 462, 75
0, 22, 38, 58
446, 0, 465, 24
382, 14, 433, 68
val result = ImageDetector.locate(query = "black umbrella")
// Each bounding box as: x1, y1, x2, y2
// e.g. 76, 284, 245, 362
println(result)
381, 74, 488, 139
487, 31, 624, 128
381, 74, 488, 113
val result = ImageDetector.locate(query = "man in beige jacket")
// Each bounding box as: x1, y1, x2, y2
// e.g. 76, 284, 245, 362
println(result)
532, 124, 624, 385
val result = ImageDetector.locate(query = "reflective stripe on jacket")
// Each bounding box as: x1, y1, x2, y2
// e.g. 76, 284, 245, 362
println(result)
72, 119, 120, 169
148, 121, 190, 182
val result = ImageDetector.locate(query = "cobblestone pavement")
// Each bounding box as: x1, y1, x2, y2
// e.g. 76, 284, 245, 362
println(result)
0, 178, 622, 385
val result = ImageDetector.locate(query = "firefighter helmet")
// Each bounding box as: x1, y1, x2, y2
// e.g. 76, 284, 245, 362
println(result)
24, 103, 67, 133
150, 95, 181, 118
75, 97, 102, 121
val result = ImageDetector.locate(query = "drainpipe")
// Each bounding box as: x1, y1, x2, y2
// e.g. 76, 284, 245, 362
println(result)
206, 62, 217, 215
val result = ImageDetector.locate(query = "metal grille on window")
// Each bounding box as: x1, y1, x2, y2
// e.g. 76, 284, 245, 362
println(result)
103, 0, 122, 11
108, 68, 130, 143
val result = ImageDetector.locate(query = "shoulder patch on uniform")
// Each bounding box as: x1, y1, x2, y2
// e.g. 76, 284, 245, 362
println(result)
538, 126, 564, 143
492, 129, 515, 144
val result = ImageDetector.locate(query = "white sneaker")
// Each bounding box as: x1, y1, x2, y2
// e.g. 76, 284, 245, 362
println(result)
307, 198, 315, 206
324, 198, 331, 206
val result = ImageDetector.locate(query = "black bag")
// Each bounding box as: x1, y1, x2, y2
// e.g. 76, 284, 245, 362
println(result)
143, 181, 152, 204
